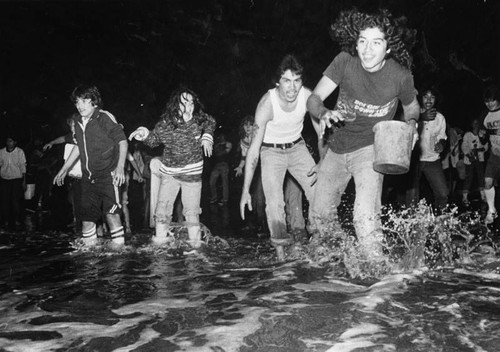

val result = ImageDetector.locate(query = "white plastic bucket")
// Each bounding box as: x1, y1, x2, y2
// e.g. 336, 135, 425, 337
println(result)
373, 120, 413, 175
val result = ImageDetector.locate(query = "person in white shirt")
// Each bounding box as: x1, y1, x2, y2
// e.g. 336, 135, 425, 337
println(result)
482, 85, 500, 224
239, 54, 320, 261
408, 87, 448, 211
0, 135, 26, 230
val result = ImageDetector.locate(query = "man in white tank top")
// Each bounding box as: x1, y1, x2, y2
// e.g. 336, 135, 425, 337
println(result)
240, 54, 320, 261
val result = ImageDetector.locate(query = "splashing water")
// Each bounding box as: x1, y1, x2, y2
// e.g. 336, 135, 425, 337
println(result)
2, 207, 500, 350
64, 203, 498, 282
383, 200, 497, 270
289, 200, 498, 280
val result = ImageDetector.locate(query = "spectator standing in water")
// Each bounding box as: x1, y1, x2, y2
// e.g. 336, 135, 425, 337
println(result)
129, 87, 215, 248
44, 115, 83, 232
240, 54, 319, 261
307, 8, 419, 260
482, 84, 500, 224
441, 124, 464, 198
407, 87, 449, 212
209, 130, 232, 206
121, 147, 144, 233
0, 135, 26, 231
461, 118, 488, 207
53, 85, 128, 248
234, 115, 268, 235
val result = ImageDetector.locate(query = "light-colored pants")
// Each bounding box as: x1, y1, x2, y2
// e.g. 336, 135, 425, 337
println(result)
310, 145, 384, 249
285, 175, 305, 232
150, 158, 183, 228
150, 159, 201, 236
260, 140, 315, 246
407, 159, 449, 210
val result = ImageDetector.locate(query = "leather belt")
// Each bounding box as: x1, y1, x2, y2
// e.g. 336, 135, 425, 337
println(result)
261, 137, 302, 150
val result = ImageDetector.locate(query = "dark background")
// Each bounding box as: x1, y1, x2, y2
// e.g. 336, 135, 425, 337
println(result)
0, 0, 499, 146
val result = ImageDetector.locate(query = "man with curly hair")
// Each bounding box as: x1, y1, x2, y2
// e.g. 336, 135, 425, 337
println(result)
307, 8, 420, 260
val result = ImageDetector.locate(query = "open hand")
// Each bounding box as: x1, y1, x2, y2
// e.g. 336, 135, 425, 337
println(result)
129, 127, 149, 141
240, 191, 252, 219
319, 110, 344, 137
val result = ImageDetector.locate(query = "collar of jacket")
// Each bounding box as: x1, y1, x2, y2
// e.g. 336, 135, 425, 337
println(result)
75, 109, 101, 124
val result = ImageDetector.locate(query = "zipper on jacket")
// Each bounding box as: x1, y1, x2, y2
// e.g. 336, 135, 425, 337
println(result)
78, 120, 92, 180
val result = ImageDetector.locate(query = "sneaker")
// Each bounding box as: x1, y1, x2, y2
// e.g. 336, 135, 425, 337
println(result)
152, 234, 168, 246
187, 227, 202, 248
485, 211, 497, 225
151, 233, 174, 246
112, 236, 125, 246
109, 236, 125, 250
82, 235, 98, 247
209, 198, 217, 204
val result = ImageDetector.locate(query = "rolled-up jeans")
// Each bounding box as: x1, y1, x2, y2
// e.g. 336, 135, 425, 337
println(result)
260, 140, 315, 246
310, 145, 384, 250
155, 173, 201, 236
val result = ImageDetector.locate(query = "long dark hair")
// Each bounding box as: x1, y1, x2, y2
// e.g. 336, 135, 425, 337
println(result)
238, 115, 254, 140
160, 87, 206, 128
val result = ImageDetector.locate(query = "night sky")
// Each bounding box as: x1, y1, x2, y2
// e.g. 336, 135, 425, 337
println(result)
0, 0, 499, 146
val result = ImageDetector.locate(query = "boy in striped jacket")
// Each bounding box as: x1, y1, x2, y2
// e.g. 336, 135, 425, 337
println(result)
54, 85, 128, 247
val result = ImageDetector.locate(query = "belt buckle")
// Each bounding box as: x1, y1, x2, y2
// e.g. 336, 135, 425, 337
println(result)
281, 144, 287, 150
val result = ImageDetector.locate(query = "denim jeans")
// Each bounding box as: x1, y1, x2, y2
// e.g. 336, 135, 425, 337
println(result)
284, 176, 305, 234
464, 161, 485, 193
260, 140, 315, 246
310, 145, 384, 250
209, 162, 229, 202
408, 160, 449, 210
155, 173, 201, 235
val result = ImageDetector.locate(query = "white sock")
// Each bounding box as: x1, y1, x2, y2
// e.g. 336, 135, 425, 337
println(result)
484, 187, 496, 213
82, 224, 97, 239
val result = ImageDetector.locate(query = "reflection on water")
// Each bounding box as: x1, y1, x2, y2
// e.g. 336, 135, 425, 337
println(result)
0, 202, 499, 351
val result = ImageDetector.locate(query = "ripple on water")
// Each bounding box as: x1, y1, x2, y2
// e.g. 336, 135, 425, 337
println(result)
0, 205, 499, 351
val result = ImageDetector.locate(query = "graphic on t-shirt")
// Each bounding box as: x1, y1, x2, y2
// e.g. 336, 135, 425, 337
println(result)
335, 91, 357, 121
335, 91, 397, 121
484, 110, 500, 155
485, 120, 500, 129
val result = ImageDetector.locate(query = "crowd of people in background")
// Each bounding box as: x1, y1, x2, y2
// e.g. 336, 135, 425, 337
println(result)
0, 8, 499, 263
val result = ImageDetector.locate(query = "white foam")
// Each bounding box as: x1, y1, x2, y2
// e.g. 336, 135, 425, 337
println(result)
453, 268, 500, 281
348, 274, 413, 310
292, 280, 366, 293
324, 322, 395, 352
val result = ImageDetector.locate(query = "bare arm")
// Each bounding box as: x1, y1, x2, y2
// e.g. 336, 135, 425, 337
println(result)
402, 97, 420, 134
113, 140, 128, 186
240, 93, 273, 219
402, 97, 420, 123
307, 76, 342, 137
53, 145, 80, 186
127, 152, 144, 181
43, 135, 67, 151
